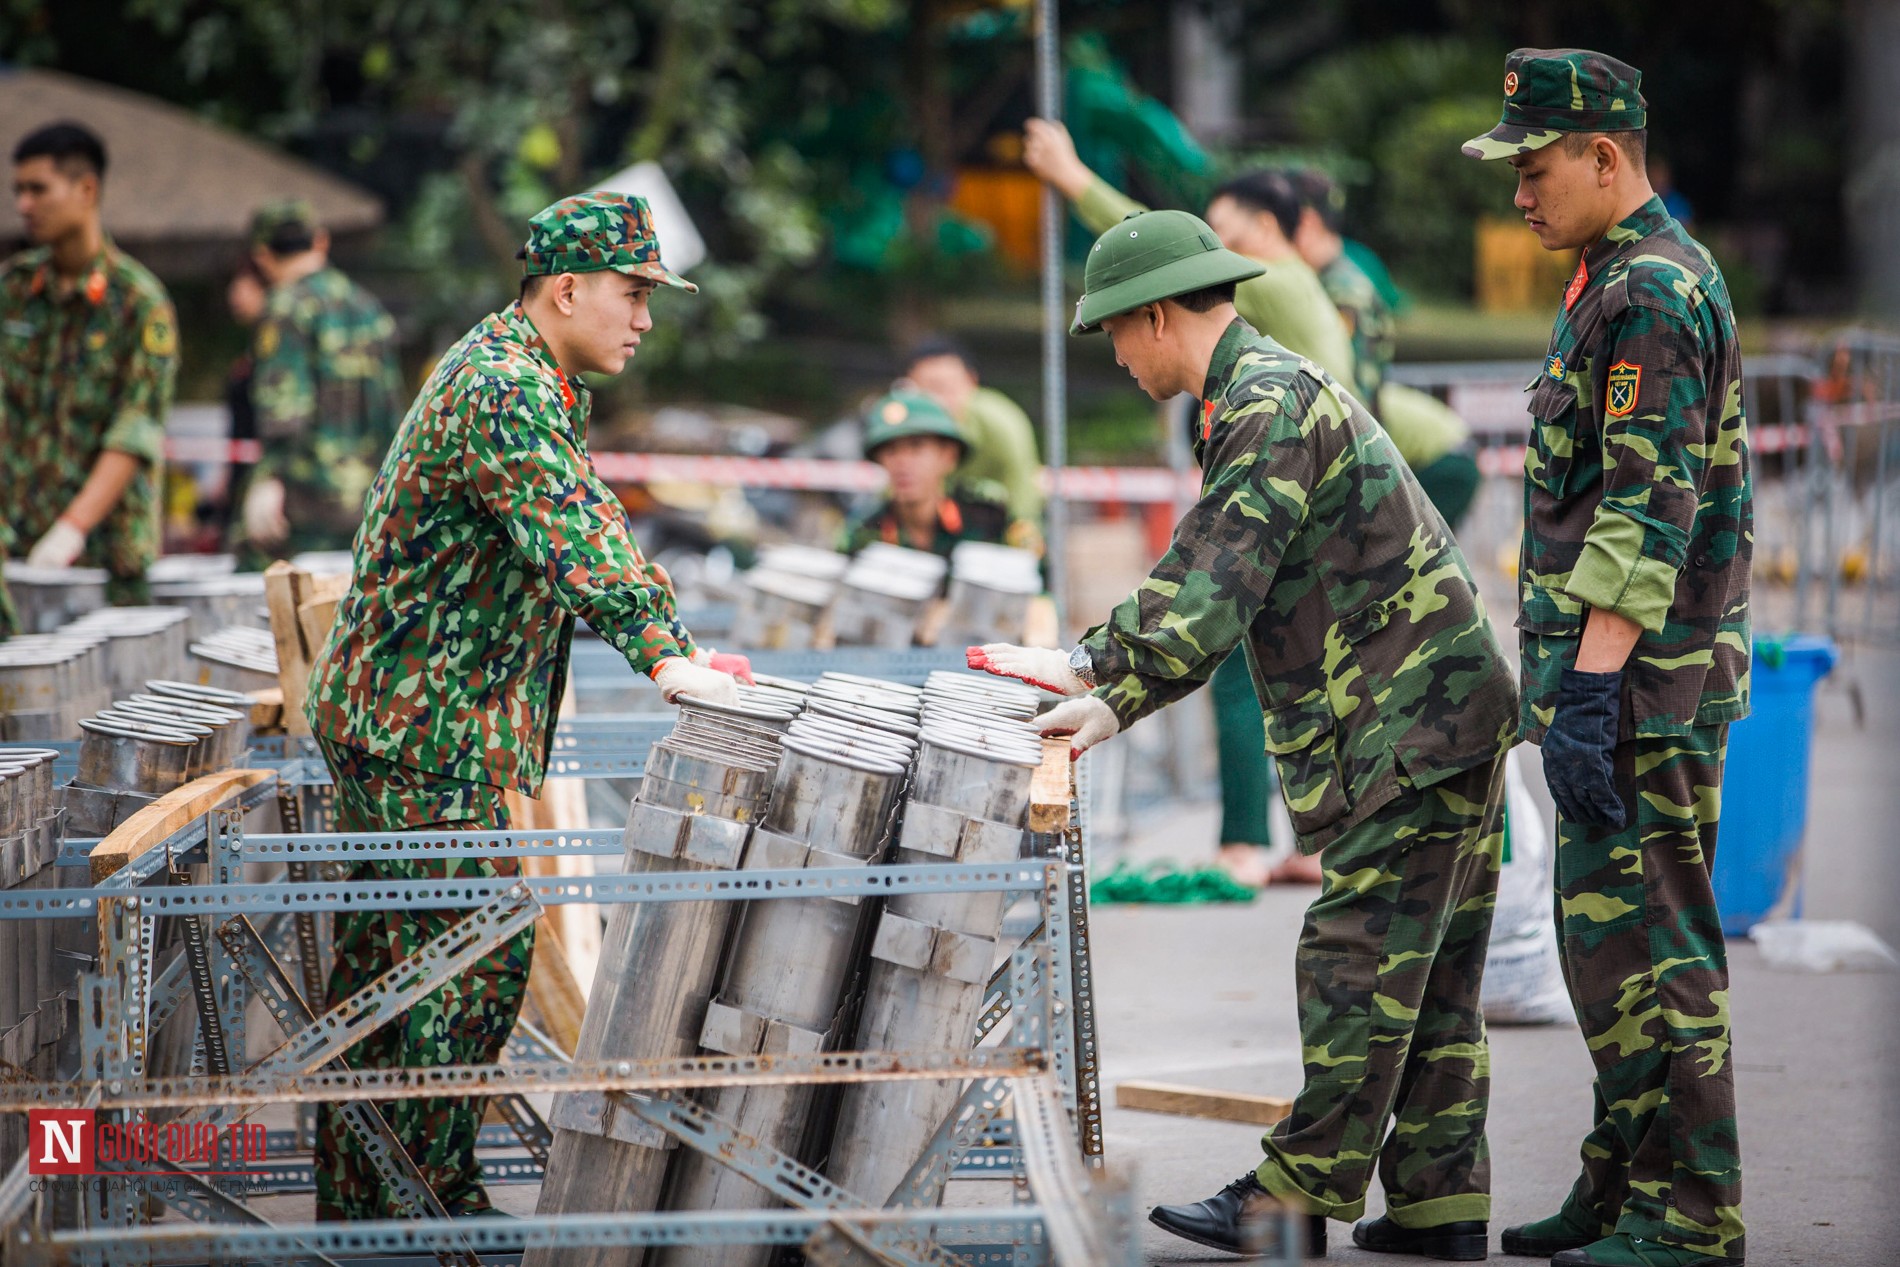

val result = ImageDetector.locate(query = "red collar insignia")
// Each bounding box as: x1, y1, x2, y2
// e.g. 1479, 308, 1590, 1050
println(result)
939, 498, 964, 535
84, 269, 107, 305
553, 369, 575, 411
1202, 397, 1218, 441
1563, 257, 1589, 311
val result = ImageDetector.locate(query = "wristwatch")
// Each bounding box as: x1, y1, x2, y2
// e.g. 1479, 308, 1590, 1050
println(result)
1067, 644, 1097, 689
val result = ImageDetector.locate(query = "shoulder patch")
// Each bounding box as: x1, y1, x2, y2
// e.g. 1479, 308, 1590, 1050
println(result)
142, 307, 178, 358
1605, 361, 1641, 418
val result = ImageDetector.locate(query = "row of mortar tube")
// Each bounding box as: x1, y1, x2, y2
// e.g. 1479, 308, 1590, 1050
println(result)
529, 670, 1042, 1267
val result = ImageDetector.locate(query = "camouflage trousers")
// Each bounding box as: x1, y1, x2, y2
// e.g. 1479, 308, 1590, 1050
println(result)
1254, 754, 1506, 1227
313, 739, 535, 1221
1550, 725, 1744, 1258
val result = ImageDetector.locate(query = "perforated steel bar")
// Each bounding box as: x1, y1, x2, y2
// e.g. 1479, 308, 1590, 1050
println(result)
882, 1077, 1014, 1209
620, 1093, 963, 1267
0, 862, 1050, 920
12, 1208, 1048, 1265
0, 1048, 1044, 1113
214, 914, 479, 1258
245, 883, 541, 1079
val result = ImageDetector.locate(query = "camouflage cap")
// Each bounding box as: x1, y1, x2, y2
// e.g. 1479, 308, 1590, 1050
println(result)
519, 192, 698, 292
1463, 48, 1647, 160
863, 391, 966, 458
250, 199, 320, 249
1071, 210, 1263, 335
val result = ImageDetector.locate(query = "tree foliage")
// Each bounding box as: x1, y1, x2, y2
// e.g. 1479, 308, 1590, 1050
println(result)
94, 0, 903, 373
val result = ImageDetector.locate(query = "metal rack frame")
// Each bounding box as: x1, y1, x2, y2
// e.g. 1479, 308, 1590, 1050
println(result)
0, 737, 1119, 1267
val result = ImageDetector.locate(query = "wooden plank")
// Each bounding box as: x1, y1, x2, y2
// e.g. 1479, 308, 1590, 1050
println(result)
1114, 1080, 1292, 1127
1028, 735, 1072, 834
304, 572, 350, 605
262, 562, 312, 737
1022, 594, 1060, 649
247, 688, 283, 731
296, 596, 340, 668
88, 769, 274, 886
525, 919, 585, 1060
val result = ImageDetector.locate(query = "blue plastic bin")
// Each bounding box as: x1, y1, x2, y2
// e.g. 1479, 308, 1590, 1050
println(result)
1712, 636, 1838, 934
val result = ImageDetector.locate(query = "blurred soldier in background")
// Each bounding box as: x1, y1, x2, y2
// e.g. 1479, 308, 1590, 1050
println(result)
1024, 117, 1355, 884
1290, 168, 1481, 534
902, 337, 1045, 523
1, 121, 176, 604
843, 390, 1041, 560
241, 199, 403, 561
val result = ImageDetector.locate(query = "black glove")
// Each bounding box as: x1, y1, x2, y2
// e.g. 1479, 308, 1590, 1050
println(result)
1541, 668, 1628, 830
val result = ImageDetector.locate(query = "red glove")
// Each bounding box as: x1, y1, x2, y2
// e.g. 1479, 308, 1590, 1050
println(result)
707, 651, 756, 685
966, 644, 1086, 697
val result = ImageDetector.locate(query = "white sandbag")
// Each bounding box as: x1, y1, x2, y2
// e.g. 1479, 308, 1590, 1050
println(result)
1482, 752, 1572, 1026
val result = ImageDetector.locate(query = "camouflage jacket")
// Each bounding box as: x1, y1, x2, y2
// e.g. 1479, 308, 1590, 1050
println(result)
1520, 197, 1751, 742
307, 301, 697, 792
250, 265, 404, 552
1317, 252, 1396, 408
1080, 319, 1518, 851
841, 480, 1043, 560
0, 241, 176, 595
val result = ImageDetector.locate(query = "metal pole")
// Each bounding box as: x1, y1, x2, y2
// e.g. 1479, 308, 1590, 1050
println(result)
1036, 0, 1068, 635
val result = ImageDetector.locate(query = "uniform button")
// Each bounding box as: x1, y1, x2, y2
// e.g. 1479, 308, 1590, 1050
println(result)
1694, 555, 1709, 567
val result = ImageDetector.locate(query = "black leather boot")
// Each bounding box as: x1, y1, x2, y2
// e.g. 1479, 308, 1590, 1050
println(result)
1148, 1172, 1328, 1257
1351, 1213, 1488, 1260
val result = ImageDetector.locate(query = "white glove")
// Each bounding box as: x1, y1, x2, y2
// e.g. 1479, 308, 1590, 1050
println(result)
651, 656, 741, 707
1035, 695, 1120, 758
243, 477, 289, 547
967, 643, 1086, 696
25, 519, 86, 568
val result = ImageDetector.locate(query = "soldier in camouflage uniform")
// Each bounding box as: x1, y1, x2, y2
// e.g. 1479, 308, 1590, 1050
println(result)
1025, 119, 1357, 873
240, 201, 404, 561
972, 209, 1517, 1261
305, 192, 745, 1219
1465, 50, 1750, 1267
841, 390, 1043, 560
1, 123, 176, 604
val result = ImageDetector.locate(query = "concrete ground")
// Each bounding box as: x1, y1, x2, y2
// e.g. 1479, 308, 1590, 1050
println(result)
1084, 645, 1900, 1265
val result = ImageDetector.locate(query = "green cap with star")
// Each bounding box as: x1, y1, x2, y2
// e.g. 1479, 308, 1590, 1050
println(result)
1070, 209, 1263, 335
519, 191, 698, 292
862, 391, 966, 458
1462, 48, 1647, 161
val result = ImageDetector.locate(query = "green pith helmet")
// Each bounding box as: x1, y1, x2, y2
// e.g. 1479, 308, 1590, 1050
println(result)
1462, 48, 1647, 160
249, 200, 320, 249
862, 391, 966, 459
519, 191, 698, 292
1070, 209, 1264, 335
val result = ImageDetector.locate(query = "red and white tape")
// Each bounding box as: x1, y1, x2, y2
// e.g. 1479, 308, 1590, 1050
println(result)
159, 412, 1892, 503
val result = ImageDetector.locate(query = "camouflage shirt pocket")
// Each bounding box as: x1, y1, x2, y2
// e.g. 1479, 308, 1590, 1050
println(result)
1525, 377, 1580, 498
1264, 691, 1352, 836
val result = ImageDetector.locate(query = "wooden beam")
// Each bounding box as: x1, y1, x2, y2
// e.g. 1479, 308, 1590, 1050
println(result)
89, 769, 274, 886
1028, 735, 1072, 834
262, 562, 312, 737
525, 919, 586, 1060
247, 688, 284, 733
1113, 1080, 1292, 1127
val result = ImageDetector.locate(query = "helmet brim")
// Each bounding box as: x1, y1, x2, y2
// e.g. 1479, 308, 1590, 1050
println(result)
1070, 247, 1264, 335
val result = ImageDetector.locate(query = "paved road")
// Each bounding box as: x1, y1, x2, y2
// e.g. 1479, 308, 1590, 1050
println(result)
1081, 645, 1900, 1265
